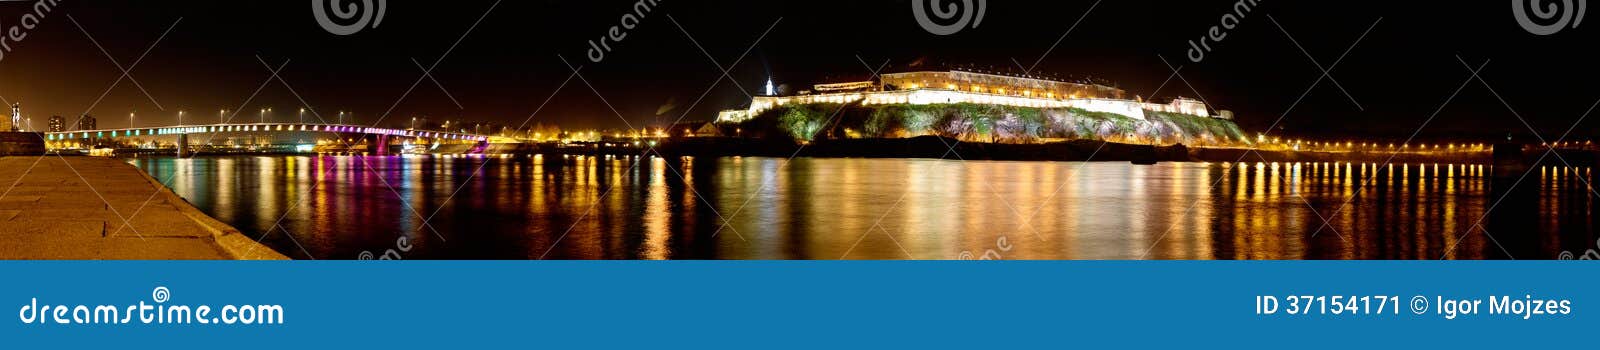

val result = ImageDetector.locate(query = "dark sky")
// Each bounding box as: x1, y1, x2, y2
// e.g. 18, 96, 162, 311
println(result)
2, 0, 1597, 140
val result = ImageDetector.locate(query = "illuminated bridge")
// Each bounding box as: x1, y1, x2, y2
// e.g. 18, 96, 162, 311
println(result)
44, 123, 499, 156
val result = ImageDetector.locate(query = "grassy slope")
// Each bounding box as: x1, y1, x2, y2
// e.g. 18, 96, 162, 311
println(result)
735, 103, 1250, 146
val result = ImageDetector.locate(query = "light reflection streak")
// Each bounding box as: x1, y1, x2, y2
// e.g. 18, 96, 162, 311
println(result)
121, 156, 1596, 260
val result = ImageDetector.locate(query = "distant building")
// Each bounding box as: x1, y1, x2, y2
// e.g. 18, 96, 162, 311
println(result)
881, 70, 1126, 100
812, 81, 878, 94
670, 121, 721, 137
76, 115, 96, 131
719, 69, 1225, 123
717, 110, 750, 123
47, 116, 65, 132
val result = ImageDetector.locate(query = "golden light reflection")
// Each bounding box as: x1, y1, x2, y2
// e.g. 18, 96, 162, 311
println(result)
125, 152, 1594, 261
641, 157, 669, 259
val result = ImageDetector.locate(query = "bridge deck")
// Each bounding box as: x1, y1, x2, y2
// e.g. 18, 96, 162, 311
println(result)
46, 123, 493, 142
0, 156, 287, 260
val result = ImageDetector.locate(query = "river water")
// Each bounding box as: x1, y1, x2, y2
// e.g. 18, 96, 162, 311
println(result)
127, 155, 1597, 260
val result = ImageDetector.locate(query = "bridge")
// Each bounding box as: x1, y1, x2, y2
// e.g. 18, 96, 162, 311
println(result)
44, 123, 499, 156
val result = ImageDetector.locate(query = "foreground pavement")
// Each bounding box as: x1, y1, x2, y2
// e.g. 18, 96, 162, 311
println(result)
0, 156, 287, 260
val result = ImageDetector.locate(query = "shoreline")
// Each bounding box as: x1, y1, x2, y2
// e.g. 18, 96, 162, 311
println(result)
125, 159, 291, 260
76, 137, 1595, 167
498, 137, 1553, 166
0, 156, 288, 260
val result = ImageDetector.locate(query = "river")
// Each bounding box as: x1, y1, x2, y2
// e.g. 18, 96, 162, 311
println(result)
127, 155, 1596, 260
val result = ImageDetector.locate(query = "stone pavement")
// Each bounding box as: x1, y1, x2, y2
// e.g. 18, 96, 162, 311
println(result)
0, 156, 287, 260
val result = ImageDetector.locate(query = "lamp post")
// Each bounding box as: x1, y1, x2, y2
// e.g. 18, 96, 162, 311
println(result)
177, 110, 184, 126
128, 112, 135, 129
298, 108, 305, 124
220, 109, 227, 124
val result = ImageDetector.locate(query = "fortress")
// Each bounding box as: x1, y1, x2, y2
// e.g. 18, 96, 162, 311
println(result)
719, 69, 1228, 123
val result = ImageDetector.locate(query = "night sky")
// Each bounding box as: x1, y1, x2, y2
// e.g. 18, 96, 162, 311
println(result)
1, 1, 1596, 141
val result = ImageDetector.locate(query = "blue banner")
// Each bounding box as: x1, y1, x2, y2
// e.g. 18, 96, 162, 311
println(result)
2, 262, 1593, 349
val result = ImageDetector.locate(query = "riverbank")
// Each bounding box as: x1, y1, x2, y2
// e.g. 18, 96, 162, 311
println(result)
0, 132, 44, 156
505, 137, 1522, 165
0, 156, 287, 260
68, 136, 1585, 167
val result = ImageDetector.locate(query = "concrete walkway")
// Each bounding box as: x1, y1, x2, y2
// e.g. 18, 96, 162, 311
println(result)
0, 156, 287, 260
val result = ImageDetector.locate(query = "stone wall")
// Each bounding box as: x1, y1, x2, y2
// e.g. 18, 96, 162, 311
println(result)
734, 89, 1225, 123
0, 132, 45, 156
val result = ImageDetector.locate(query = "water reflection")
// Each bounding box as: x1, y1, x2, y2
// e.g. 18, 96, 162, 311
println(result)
127, 156, 1595, 260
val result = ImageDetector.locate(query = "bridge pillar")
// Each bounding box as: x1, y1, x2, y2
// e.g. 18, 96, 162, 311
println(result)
371, 134, 390, 156
1491, 143, 1525, 179
176, 134, 191, 158
1488, 142, 1538, 258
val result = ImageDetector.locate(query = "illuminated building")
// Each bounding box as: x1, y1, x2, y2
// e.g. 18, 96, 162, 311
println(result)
720, 69, 1224, 123
670, 121, 721, 137
48, 116, 65, 132
880, 70, 1126, 100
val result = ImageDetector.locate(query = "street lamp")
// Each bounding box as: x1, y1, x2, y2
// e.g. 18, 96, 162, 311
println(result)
411, 117, 417, 130
128, 112, 135, 129
177, 110, 184, 126
220, 109, 227, 124
298, 108, 305, 124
